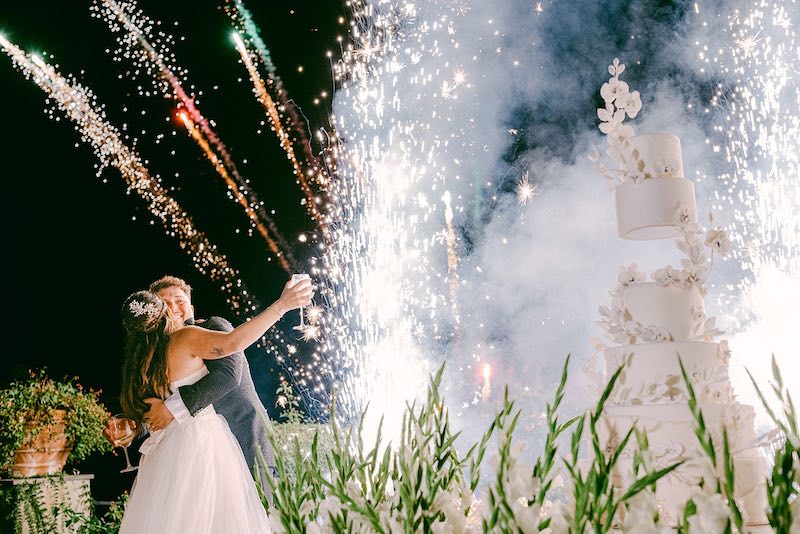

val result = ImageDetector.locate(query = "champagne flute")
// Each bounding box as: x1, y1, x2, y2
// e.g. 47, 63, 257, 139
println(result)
290, 273, 311, 332
109, 413, 138, 473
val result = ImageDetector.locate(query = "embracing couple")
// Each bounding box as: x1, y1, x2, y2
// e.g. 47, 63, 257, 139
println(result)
112, 275, 313, 533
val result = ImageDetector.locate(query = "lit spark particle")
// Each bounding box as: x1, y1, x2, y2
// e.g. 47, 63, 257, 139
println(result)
516, 173, 538, 206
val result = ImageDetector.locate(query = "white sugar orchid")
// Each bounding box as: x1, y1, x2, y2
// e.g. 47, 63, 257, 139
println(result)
641, 325, 671, 343
597, 106, 635, 139
717, 340, 732, 363
654, 158, 678, 177
616, 90, 642, 119
651, 265, 676, 287
704, 228, 731, 256
618, 263, 646, 286
674, 203, 695, 226
600, 78, 630, 104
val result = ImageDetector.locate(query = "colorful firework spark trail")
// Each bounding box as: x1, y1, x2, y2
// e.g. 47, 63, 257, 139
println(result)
0, 35, 257, 316
95, 0, 298, 271
232, 32, 330, 241
176, 110, 290, 271
223, 0, 330, 191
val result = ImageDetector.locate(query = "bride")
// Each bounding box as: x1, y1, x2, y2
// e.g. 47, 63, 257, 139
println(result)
117, 277, 313, 533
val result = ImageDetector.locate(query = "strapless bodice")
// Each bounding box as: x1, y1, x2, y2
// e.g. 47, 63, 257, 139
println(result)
170, 366, 209, 391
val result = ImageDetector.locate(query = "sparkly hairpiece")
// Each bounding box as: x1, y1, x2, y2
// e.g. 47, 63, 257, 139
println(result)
128, 299, 162, 320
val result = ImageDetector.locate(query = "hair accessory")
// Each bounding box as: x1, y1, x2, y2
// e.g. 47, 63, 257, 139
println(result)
128, 299, 162, 320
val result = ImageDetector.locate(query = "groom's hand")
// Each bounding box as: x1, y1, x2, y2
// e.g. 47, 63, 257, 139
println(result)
143, 398, 174, 431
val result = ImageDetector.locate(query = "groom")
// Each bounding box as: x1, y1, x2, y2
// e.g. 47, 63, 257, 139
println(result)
109, 275, 277, 495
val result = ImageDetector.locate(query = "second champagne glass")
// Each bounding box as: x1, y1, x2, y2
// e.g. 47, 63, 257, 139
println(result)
110, 413, 138, 473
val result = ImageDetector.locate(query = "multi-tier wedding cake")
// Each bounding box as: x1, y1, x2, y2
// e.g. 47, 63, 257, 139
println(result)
589, 59, 768, 526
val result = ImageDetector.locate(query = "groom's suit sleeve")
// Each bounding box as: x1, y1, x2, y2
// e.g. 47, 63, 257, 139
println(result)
163, 316, 245, 422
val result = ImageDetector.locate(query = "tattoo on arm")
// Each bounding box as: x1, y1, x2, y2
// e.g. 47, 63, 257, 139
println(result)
211, 347, 225, 357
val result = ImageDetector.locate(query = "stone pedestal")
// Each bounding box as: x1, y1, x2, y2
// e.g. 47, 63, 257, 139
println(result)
0, 474, 93, 534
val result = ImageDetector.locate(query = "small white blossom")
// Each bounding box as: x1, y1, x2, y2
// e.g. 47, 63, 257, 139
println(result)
686, 490, 730, 533
675, 204, 694, 226
717, 340, 732, 363
600, 78, 630, 103
618, 263, 646, 286
641, 325, 671, 343
654, 158, 678, 177
652, 266, 677, 287
545, 502, 573, 534
616, 90, 642, 118
704, 228, 731, 256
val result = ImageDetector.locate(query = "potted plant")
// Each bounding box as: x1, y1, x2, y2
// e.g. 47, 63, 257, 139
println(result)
0, 370, 112, 478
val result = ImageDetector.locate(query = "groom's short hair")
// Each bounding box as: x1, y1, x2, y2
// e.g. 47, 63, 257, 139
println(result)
149, 275, 192, 298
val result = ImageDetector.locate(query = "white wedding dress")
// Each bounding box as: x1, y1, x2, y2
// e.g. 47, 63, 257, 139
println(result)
119, 366, 271, 534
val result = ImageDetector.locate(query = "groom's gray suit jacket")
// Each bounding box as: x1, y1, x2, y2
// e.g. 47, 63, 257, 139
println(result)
177, 316, 276, 483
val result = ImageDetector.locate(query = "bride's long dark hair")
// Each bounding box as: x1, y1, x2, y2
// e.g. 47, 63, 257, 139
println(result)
120, 291, 178, 424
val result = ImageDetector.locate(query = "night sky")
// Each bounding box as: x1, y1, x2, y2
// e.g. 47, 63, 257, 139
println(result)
2, 0, 344, 500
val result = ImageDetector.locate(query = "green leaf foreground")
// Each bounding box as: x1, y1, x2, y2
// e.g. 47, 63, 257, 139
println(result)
745, 355, 799, 533
255, 356, 694, 533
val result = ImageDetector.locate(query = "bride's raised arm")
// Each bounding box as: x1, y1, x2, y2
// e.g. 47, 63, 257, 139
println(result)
172, 278, 313, 360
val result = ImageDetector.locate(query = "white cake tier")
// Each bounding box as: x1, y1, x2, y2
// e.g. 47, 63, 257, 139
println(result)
600, 403, 759, 467
604, 341, 732, 405
615, 178, 697, 240
629, 133, 685, 179
598, 402, 769, 525
611, 455, 769, 526
622, 282, 704, 341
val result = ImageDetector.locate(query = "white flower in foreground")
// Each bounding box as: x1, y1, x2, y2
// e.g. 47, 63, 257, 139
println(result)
511, 499, 542, 534
299, 499, 316, 518
704, 228, 731, 256
687, 490, 730, 533
622, 490, 671, 533
545, 502, 573, 534
316, 495, 343, 522
266, 512, 286, 533
432, 489, 469, 533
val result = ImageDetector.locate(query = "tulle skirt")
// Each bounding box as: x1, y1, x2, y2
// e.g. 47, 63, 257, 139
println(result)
119, 407, 271, 534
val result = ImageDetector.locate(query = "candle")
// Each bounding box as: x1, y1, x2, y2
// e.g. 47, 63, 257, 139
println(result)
481, 363, 491, 402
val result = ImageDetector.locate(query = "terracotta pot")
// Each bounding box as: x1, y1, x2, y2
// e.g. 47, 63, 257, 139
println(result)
11, 409, 73, 477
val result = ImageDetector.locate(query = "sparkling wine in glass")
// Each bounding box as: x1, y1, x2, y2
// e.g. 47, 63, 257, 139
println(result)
290, 273, 311, 332
110, 414, 138, 473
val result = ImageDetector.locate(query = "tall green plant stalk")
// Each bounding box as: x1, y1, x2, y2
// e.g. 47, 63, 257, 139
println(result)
259, 355, 793, 533
564, 365, 681, 533
746, 355, 799, 532
678, 357, 744, 533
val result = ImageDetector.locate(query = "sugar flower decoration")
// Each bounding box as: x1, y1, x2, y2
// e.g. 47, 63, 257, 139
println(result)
705, 228, 731, 256
617, 263, 646, 286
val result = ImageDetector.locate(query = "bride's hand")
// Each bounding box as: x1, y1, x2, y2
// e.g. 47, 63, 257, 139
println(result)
274, 277, 314, 314
143, 398, 174, 431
